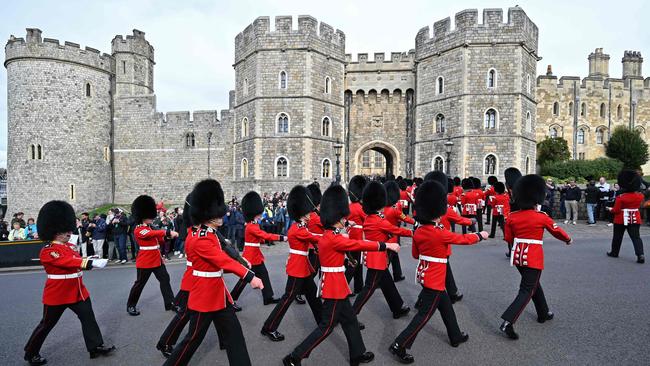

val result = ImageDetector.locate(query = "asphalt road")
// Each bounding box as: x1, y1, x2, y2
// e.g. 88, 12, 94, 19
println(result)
1, 223, 649, 366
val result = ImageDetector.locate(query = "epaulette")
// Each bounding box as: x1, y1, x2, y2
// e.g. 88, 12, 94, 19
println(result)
333, 228, 341, 235
297, 222, 306, 228
379, 213, 385, 219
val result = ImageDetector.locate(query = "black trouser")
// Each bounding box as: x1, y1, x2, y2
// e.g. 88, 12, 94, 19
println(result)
127, 264, 175, 308
394, 288, 462, 349
445, 261, 458, 296
24, 298, 103, 357
344, 252, 364, 293
461, 215, 477, 234
290, 298, 366, 361
501, 266, 548, 323
164, 305, 250, 366
490, 216, 505, 238
352, 268, 404, 315
308, 248, 320, 274
263, 275, 322, 332
610, 224, 644, 256
485, 206, 492, 224
389, 250, 403, 280
476, 209, 484, 231
231, 263, 274, 302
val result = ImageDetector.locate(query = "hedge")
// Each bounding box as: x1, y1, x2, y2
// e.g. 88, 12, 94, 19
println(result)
540, 157, 623, 181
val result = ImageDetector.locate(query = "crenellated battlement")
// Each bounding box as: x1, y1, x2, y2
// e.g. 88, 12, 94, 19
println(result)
5, 28, 114, 72
159, 110, 221, 129
345, 50, 415, 64
537, 74, 650, 91
111, 29, 154, 62
235, 15, 345, 64
415, 7, 539, 61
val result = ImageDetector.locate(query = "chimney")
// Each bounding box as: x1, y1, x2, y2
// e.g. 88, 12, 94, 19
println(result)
588, 48, 610, 78
622, 51, 643, 79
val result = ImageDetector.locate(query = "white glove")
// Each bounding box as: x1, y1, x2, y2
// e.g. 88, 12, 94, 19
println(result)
92, 258, 108, 269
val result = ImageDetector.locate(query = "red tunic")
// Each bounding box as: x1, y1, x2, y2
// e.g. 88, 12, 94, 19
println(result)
318, 229, 383, 299
134, 225, 166, 269
439, 207, 474, 256
286, 222, 321, 278
461, 190, 481, 215
187, 226, 253, 312
484, 186, 496, 207
242, 223, 281, 265
399, 190, 411, 210
453, 186, 463, 198
491, 194, 511, 217
610, 192, 643, 225
362, 214, 412, 270
413, 225, 480, 291
504, 210, 571, 270
347, 202, 367, 240
473, 189, 486, 209
447, 193, 459, 207
40, 242, 91, 305
180, 227, 196, 292
307, 212, 324, 234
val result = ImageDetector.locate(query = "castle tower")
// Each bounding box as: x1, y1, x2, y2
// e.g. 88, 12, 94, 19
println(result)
414, 7, 540, 179
588, 48, 610, 78
4, 29, 114, 217
111, 30, 154, 95
622, 51, 643, 79
232, 16, 346, 195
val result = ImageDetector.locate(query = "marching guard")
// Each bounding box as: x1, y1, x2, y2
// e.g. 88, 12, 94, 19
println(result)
607, 170, 645, 263
460, 178, 480, 233
282, 185, 400, 366
126, 195, 178, 316
488, 182, 510, 238
384, 180, 414, 282
345, 175, 368, 294
24, 201, 114, 366
484, 176, 498, 225
503, 167, 522, 257
389, 181, 485, 364
500, 174, 572, 340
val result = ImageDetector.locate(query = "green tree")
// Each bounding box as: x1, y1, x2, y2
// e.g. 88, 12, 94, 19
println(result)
537, 137, 570, 165
605, 126, 649, 169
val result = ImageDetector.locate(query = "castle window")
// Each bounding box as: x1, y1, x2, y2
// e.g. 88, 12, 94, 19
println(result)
362, 150, 371, 168
569, 102, 574, 116
275, 156, 288, 178
321, 159, 331, 178
600, 103, 606, 118
435, 114, 445, 134
103, 146, 110, 162
122, 61, 126, 74
324, 77, 331, 94
484, 154, 497, 175
596, 127, 605, 144
37, 144, 42, 159
577, 128, 585, 144
436, 76, 444, 95
487, 69, 497, 88
432, 156, 444, 172
29, 144, 36, 160
484, 108, 497, 129
527, 74, 531, 94
525, 156, 530, 174
241, 117, 249, 138
85, 83, 91, 97
185, 132, 196, 148
279, 71, 287, 89
617, 104, 623, 119
580, 103, 586, 117
373, 151, 384, 168
277, 113, 289, 134
241, 158, 249, 178
321, 117, 331, 137
578, 152, 585, 160
550, 127, 558, 139
243, 78, 248, 97
526, 111, 532, 132
69, 184, 76, 201
553, 102, 560, 116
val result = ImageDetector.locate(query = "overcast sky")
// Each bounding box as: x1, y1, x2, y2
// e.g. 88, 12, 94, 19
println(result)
1, 0, 648, 168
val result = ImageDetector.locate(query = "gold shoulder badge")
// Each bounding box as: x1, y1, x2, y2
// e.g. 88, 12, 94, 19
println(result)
50, 251, 60, 258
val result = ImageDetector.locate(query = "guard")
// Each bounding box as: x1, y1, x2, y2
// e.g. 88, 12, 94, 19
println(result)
607, 170, 645, 263
384, 180, 414, 282
345, 175, 368, 294
489, 182, 510, 238
460, 178, 480, 233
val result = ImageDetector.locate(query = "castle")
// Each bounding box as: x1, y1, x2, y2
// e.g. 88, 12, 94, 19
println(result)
4, 7, 552, 217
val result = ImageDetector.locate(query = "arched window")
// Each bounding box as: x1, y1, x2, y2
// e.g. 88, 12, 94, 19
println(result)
279, 71, 287, 89
596, 127, 605, 144
436, 76, 444, 95
525, 156, 530, 174
435, 114, 445, 134
241, 158, 249, 178
553, 102, 560, 116
241, 117, 249, 138
577, 128, 585, 144
487, 69, 497, 88
600, 103, 606, 118
527, 74, 531, 94
550, 127, 558, 139
243, 78, 248, 96
185, 132, 196, 148
321, 117, 331, 137
277, 113, 289, 133
324, 77, 331, 94
484, 108, 497, 129
362, 150, 371, 168
484, 154, 497, 175
85, 83, 91, 97
569, 102, 574, 116
617, 104, 623, 119
275, 156, 288, 177
321, 159, 331, 178
525, 111, 532, 132
581, 103, 586, 117
433, 156, 444, 172
29, 144, 35, 160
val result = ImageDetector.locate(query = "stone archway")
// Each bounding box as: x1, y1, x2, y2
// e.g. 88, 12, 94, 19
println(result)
353, 140, 400, 177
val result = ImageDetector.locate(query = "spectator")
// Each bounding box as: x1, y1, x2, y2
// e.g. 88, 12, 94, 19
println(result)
74, 218, 87, 256
11, 212, 26, 228
0, 221, 9, 241
127, 213, 138, 261
274, 202, 287, 236
173, 206, 187, 259
559, 181, 569, 218
25, 218, 38, 239
543, 178, 556, 217
8, 221, 26, 241
110, 208, 129, 264
80, 212, 92, 253
233, 204, 245, 250
226, 204, 237, 242
607, 183, 620, 227
595, 177, 611, 221
90, 214, 107, 257
585, 180, 600, 225
563, 180, 581, 225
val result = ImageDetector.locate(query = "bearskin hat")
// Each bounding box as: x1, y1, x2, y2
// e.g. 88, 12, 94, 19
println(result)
287, 185, 314, 221
447, 178, 455, 193
472, 177, 482, 190
190, 179, 227, 223
413, 181, 447, 224
37, 200, 77, 241
414, 177, 424, 187
384, 180, 401, 206
306, 183, 322, 207
618, 169, 641, 193
241, 191, 264, 222
424, 171, 447, 186
182, 193, 193, 227
320, 185, 350, 228
453, 176, 461, 186
494, 181, 506, 194
405, 179, 414, 186
513, 174, 546, 210
504, 167, 522, 191
362, 181, 387, 214
131, 195, 157, 223
397, 179, 408, 191
487, 176, 498, 185
348, 175, 368, 203
461, 178, 473, 190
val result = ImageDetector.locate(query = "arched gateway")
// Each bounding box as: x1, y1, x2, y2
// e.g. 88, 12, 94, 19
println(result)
353, 140, 400, 177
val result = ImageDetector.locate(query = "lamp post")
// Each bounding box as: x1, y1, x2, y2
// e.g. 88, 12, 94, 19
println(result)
334, 140, 343, 184
444, 137, 454, 175
207, 131, 213, 177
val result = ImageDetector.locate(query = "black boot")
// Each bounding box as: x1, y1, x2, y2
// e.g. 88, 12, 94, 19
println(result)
499, 321, 519, 340
638, 255, 645, 264
264, 297, 280, 305
282, 354, 301, 366
295, 295, 306, 304
394, 275, 405, 282
392, 306, 411, 319
537, 311, 554, 323
389, 343, 414, 364
606, 252, 618, 258
89, 344, 116, 359
127, 306, 140, 316
450, 332, 469, 347
24, 354, 47, 366
165, 302, 181, 313
156, 344, 173, 358
350, 351, 374, 365
260, 328, 285, 342
449, 292, 463, 304
358, 321, 365, 330
231, 302, 242, 312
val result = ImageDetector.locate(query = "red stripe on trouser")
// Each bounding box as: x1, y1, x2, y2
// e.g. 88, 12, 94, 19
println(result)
513, 270, 541, 323
357, 271, 380, 312
164, 311, 188, 346
268, 278, 297, 330
301, 301, 338, 359
403, 292, 440, 347
174, 313, 202, 366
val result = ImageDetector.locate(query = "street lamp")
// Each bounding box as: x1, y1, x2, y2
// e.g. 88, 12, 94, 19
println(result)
334, 140, 343, 184
444, 137, 454, 175
207, 131, 213, 177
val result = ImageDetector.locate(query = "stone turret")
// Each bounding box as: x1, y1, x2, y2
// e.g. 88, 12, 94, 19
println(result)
622, 51, 643, 79
111, 29, 155, 95
588, 48, 610, 78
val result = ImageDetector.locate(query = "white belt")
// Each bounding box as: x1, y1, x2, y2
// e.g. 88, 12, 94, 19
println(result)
245, 242, 261, 247
623, 209, 639, 226
418, 255, 448, 264
511, 238, 543, 266
320, 266, 346, 273
351, 225, 363, 229
47, 272, 82, 279
289, 249, 309, 256
400, 200, 409, 206
186, 261, 193, 266
192, 269, 224, 278
495, 205, 504, 214
139, 245, 160, 251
